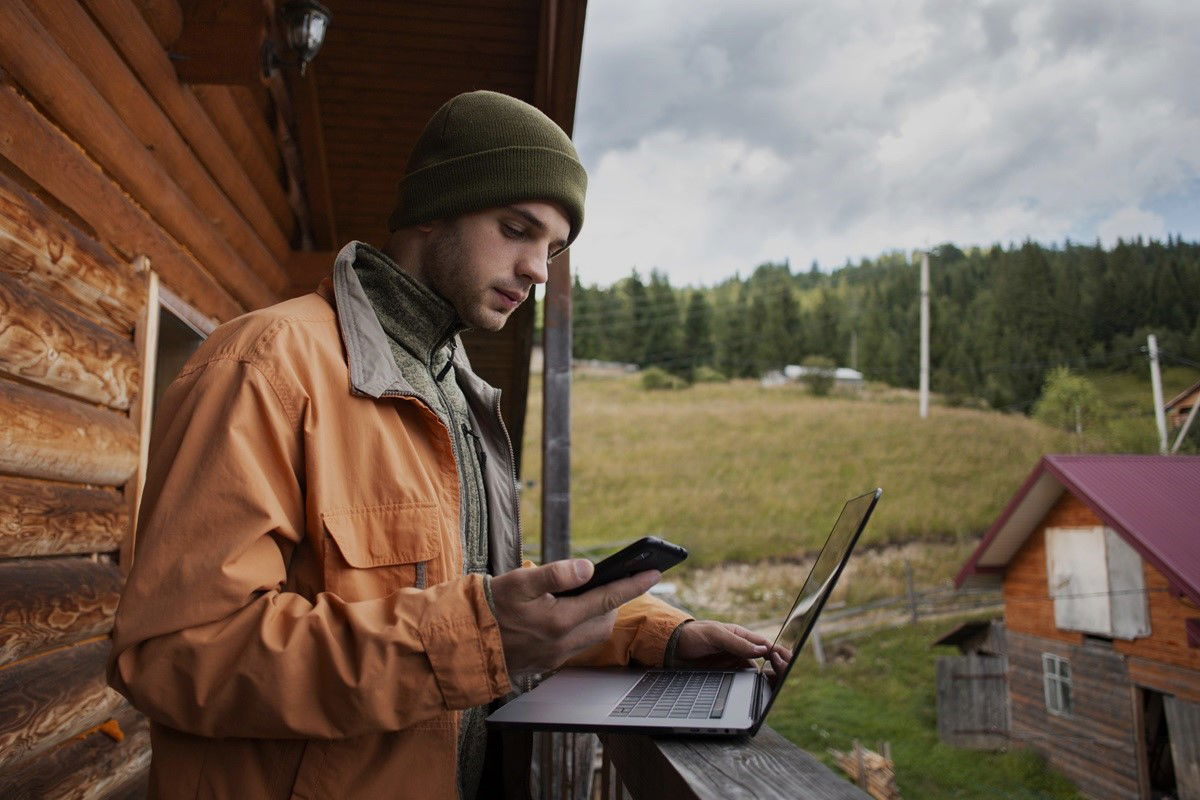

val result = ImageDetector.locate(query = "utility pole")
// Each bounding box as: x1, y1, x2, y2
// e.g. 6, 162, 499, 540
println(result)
1147, 334, 1168, 454
919, 251, 930, 418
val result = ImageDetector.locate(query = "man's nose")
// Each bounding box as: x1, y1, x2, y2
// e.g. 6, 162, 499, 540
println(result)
518, 249, 550, 285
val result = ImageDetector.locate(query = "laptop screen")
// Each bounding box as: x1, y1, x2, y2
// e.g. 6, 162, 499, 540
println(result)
753, 488, 881, 727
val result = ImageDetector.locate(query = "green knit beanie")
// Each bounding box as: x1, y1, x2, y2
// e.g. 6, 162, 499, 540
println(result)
388, 91, 587, 245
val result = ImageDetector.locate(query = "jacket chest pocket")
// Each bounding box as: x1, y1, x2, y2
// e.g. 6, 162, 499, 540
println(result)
321, 503, 444, 601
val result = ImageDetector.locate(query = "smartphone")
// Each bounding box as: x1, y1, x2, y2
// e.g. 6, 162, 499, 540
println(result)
553, 536, 688, 598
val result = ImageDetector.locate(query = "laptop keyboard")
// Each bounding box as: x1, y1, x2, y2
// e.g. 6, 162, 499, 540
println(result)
608, 671, 734, 719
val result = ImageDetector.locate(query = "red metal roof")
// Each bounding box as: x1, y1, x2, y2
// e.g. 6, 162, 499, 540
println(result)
956, 455, 1200, 605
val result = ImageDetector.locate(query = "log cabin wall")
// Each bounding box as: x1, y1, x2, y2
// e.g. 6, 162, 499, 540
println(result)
0, 0, 292, 795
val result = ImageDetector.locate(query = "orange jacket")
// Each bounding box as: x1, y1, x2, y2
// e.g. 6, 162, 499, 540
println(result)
108, 243, 690, 799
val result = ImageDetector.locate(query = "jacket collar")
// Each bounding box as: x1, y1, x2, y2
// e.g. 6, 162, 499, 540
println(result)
327, 241, 480, 400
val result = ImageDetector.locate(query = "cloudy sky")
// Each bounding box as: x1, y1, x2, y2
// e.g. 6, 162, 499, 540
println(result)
565, 0, 1200, 288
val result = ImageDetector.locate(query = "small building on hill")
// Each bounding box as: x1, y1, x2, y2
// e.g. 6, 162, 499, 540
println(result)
956, 455, 1200, 800
1165, 377, 1199, 429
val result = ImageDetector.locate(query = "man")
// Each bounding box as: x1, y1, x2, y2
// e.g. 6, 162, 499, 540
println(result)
109, 91, 769, 800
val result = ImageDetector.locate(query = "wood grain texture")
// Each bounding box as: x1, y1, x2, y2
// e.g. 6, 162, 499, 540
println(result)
24, 0, 290, 290
0, 558, 122, 666
226, 86, 282, 176
0, 639, 124, 771
0, 273, 138, 409
0, 701, 150, 800
1007, 631, 1140, 800
1114, 560, 1200, 673
0, 172, 142, 335
1127, 656, 1200, 704
131, 0, 181, 47
0, 73, 243, 323
189, 84, 293, 241
601, 727, 870, 800
0, 476, 126, 558
79, 0, 295, 261
0, 379, 138, 486
0, 1, 277, 310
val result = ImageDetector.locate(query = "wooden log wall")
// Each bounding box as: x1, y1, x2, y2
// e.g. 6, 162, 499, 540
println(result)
0, 1, 292, 795
1007, 631, 1141, 800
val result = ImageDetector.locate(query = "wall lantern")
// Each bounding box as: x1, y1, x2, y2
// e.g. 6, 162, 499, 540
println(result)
263, 0, 332, 77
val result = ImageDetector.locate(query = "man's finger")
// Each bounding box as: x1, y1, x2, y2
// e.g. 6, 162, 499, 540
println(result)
522, 559, 594, 597
711, 625, 770, 658
565, 569, 661, 620
726, 625, 773, 649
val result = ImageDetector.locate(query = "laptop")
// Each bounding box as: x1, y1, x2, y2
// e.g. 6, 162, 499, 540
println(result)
487, 488, 882, 736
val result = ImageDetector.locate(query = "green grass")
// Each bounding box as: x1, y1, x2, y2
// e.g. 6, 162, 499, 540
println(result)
520, 374, 1076, 566
1082, 366, 1200, 453
769, 617, 1085, 800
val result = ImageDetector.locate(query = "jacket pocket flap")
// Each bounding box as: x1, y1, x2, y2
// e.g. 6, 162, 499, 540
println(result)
322, 503, 441, 567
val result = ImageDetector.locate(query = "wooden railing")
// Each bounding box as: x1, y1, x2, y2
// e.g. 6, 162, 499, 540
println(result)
506, 728, 871, 800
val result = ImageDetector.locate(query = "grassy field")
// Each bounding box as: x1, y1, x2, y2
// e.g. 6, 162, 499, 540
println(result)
1082, 366, 1199, 453
769, 616, 1084, 800
519, 374, 1076, 566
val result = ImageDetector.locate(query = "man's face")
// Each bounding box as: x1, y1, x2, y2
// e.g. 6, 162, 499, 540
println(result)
418, 201, 570, 332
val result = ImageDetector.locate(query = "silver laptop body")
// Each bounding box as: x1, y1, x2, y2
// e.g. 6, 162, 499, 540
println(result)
486, 488, 882, 736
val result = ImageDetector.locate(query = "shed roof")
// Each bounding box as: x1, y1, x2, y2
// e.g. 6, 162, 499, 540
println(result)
955, 455, 1200, 605
1165, 377, 1200, 412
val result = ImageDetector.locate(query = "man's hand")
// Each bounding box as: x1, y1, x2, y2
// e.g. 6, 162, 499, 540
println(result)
490, 559, 661, 679
672, 621, 775, 669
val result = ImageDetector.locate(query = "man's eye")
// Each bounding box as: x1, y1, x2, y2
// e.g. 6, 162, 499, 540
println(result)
502, 224, 525, 239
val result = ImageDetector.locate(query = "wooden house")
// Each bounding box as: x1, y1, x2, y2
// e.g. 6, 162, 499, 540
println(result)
0, 0, 586, 795
1166, 378, 1200, 429
956, 455, 1200, 800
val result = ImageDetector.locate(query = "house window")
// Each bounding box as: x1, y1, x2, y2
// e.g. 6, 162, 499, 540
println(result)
1042, 653, 1072, 715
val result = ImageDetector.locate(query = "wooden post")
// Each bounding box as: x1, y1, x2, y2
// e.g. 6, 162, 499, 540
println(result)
542, 252, 572, 564
905, 561, 919, 624
123, 267, 159, 573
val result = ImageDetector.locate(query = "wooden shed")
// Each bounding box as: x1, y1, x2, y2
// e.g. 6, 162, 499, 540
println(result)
0, 1, 586, 795
956, 455, 1200, 800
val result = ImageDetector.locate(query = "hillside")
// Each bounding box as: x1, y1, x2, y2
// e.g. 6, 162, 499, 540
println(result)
519, 375, 1078, 566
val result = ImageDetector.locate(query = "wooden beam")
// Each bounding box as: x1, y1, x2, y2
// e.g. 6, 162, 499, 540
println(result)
0, 2, 277, 310
131, 0, 182, 48
0, 272, 140, 410
160, 282, 218, 337
0, 476, 127, 558
0, 171, 143, 335
0, 701, 150, 800
228, 85, 283, 174
82, 0, 296, 259
0, 379, 139, 487
169, 0, 264, 85
0, 558, 122, 667
190, 84, 294, 240
0, 72, 243, 322
0, 639, 124, 771
26, 0, 292, 288
284, 65, 337, 250
601, 728, 871, 800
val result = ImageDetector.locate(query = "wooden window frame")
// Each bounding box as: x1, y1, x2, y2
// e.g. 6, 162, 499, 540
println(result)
1042, 652, 1073, 716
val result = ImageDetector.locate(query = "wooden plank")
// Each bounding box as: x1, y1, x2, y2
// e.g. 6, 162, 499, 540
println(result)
190, 84, 294, 239
0, 701, 151, 800
82, 0, 296, 252
601, 727, 870, 800
0, 71, 243, 323
131, 0, 182, 47
123, 271, 158, 573
226, 86, 281, 175
0, 558, 122, 667
1165, 696, 1200, 800
0, 172, 142, 335
285, 250, 334, 298
0, 476, 126, 558
1127, 656, 1200, 704
284, 66, 337, 250
0, 639, 124, 771
0, 1, 277, 310
27, 0, 292, 286
0, 272, 139, 410
0, 379, 138, 487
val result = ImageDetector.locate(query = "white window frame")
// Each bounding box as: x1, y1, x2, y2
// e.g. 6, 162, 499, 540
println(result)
1042, 653, 1072, 716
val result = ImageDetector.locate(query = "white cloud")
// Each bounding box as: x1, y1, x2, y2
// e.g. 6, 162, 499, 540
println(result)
570, 0, 1200, 286
1097, 206, 1167, 248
